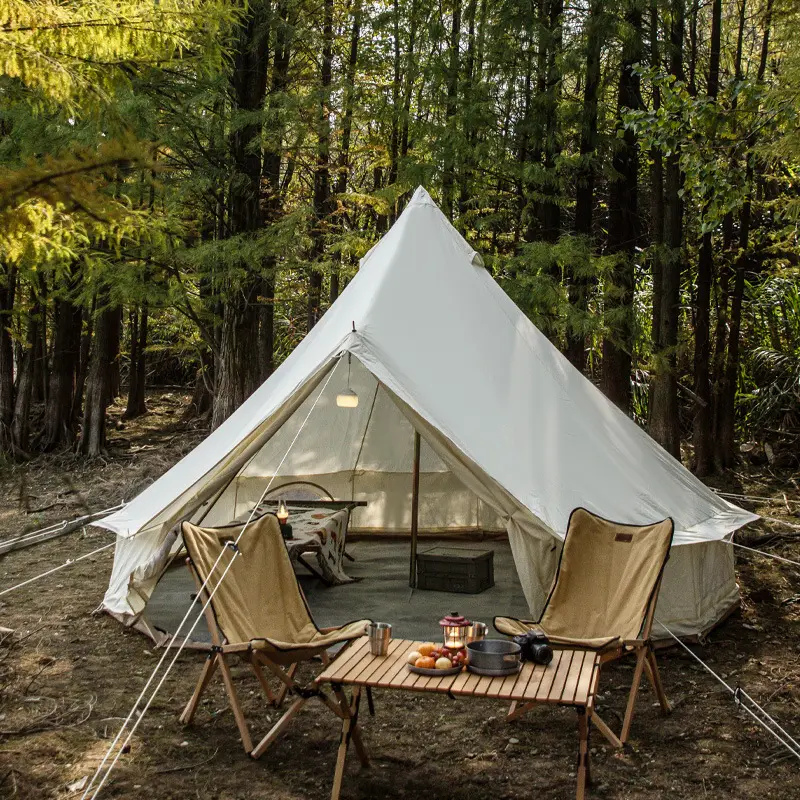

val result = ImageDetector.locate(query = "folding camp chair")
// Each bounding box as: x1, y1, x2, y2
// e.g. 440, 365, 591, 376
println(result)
495, 507, 673, 748
179, 514, 370, 756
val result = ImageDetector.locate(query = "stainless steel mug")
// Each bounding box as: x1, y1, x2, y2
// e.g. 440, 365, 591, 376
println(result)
466, 621, 488, 644
368, 622, 392, 656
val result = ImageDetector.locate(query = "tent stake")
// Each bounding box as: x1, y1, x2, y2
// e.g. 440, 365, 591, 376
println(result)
409, 430, 421, 588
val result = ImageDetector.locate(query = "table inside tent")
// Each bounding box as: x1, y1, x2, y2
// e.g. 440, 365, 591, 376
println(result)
234, 501, 366, 586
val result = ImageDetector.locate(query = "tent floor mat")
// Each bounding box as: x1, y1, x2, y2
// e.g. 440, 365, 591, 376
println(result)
145, 537, 530, 645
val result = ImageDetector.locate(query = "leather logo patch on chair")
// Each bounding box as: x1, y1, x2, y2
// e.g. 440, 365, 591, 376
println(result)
615, 533, 634, 543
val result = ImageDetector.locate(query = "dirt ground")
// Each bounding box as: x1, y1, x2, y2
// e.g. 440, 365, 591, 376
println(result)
0, 394, 798, 799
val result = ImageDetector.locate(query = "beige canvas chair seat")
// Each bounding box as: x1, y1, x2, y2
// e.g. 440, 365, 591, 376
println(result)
179, 515, 369, 755
495, 507, 673, 747
492, 619, 619, 651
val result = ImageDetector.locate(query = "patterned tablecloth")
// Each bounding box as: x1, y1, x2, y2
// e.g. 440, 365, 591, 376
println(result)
282, 506, 355, 586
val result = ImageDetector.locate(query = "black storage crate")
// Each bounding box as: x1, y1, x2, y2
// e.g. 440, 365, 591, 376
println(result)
416, 547, 494, 594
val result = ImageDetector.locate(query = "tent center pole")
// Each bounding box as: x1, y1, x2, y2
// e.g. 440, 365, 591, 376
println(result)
409, 430, 421, 588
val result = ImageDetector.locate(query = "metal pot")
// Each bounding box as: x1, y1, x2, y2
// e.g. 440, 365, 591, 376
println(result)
466, 638, 521, 672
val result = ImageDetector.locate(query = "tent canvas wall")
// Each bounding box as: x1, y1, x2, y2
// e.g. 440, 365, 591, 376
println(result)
97, 187, 758, 640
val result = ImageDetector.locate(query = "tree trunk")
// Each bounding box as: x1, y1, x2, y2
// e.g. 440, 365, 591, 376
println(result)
537, 0, 563, 244
11, 300, 41, 454
213, 0, 272, 428
184, 349, 214, 421
716, 0, 772, 468
213, 283, 262, 427
569, 0, 604, 372
0, 265, 17, 450
42, 285, 81, 449
441, 0, 462, 220
516, 40, 534, 241
457, 0, 479, 218
124, 303, 148, 419
30, 275, 47, 408
78, 303, 120, 457
259, 1, 292, 382
691, 0, 721, 475
307, 0, 333, 331
649, 0, 683, 459
710, 0, 745, 467
258, 278, 275, 381
108, 314, 121, 401
649, 0, 664, 344
400, 0, 420, 162
389, 0, 402, 195
72, 302, 93, 425
602, 0, 643, 413
331, 0, 362, 305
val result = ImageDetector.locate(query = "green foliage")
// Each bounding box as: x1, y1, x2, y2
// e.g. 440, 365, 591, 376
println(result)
740, 274, 800, 433
1, 0, 799, 453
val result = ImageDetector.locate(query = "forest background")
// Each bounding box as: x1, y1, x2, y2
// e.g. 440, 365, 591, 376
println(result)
1, 0, 799, 474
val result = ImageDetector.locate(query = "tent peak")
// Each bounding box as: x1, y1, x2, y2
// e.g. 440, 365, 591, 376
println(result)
409, 186, 435, 206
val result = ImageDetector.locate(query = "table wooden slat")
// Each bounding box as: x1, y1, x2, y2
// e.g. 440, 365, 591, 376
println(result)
367, 639, 412, 685
574, 654, 595, 704
316, 639, 599, 707
501, 662, 535, 700
485, 672, 513, 699
350, 638, 405, 684
521, 662, 549, 701
548, 650, 575, 702
320, 638, 371, 682
375, 645, 414, 688
560, 650, 586, 703
448, 668, 473, 694
453, 670, 482, 696
534, 649, 563, 700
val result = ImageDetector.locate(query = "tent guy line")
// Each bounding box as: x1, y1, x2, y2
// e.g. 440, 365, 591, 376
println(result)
713, 489, 800, 507
0, 539, 115, 597
0, 502, 126, 553
655, 619, 800, 762
82, 357, 342, 800
85, 542, 242, 800
730, 541, 800, 568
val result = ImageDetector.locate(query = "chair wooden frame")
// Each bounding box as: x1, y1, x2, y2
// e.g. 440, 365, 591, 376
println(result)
506, 575, 671, 749
179, 556, 362, 757
502, 510, 672, 749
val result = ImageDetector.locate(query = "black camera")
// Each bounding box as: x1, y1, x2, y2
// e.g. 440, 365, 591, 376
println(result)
512, 630, 554, 666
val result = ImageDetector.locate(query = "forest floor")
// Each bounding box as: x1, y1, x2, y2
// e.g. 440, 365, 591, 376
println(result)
0, 393, 798, 799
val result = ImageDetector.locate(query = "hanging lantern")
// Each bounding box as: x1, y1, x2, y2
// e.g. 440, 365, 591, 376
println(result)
336, 388, 359, 408
439, 612, 471, 651
336, 353, 359, 408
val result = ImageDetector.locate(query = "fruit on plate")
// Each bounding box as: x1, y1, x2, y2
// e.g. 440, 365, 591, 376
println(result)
451, 649, 467, 666
408, 647, 468, 670
417, 643, 437, 657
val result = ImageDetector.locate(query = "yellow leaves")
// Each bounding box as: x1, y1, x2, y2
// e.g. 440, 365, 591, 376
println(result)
0, 138, 152, 268
0, 0, 235, 273
0, 0, 234, 107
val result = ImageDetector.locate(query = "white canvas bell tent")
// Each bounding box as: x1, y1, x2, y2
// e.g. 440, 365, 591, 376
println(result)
97, 186, 758, 640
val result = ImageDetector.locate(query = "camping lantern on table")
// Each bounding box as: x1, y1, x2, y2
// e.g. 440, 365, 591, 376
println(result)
276, 501, 293, 540
439, 612, 471, 651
